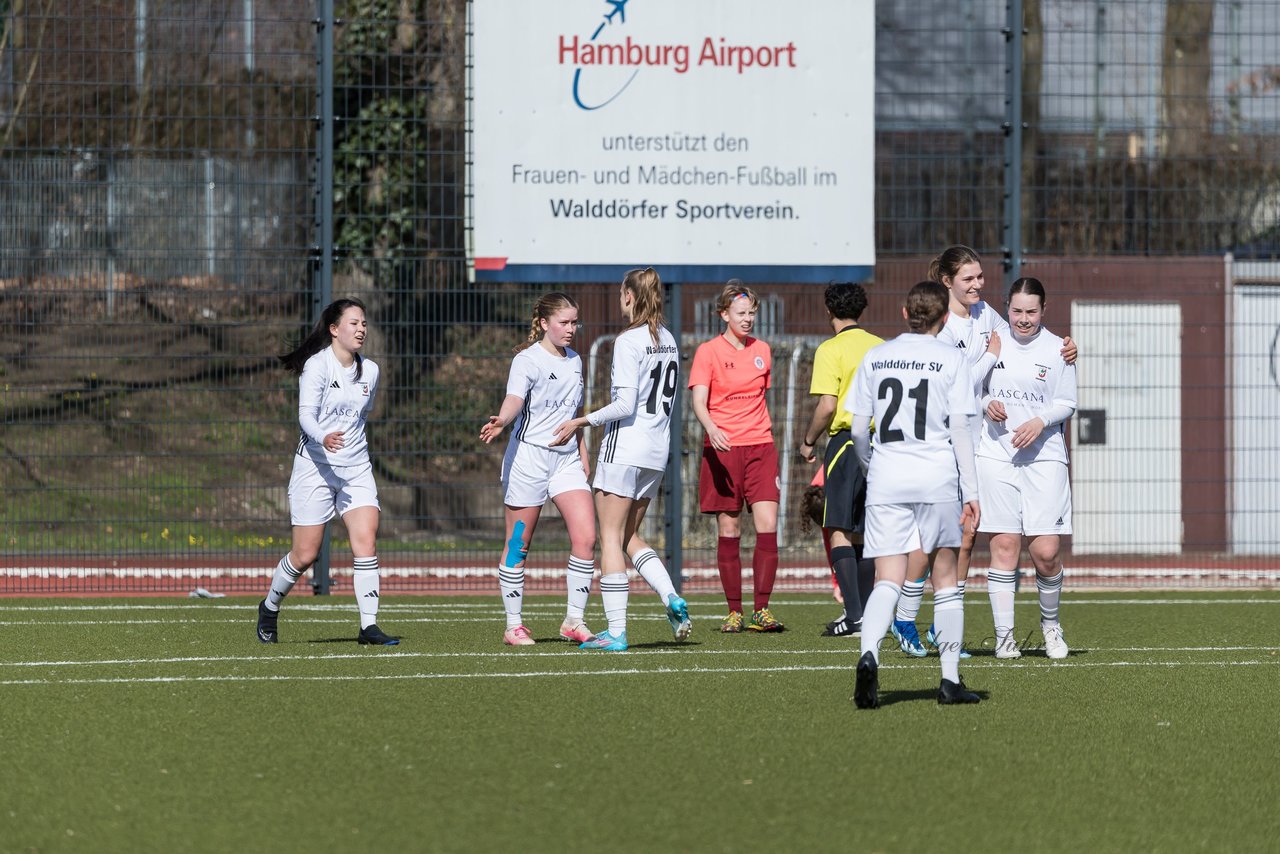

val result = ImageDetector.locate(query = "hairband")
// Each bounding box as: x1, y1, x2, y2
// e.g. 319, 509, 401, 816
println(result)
733, 292, 751, 300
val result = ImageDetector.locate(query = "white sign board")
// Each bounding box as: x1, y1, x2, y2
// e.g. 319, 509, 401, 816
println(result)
469, 0, 875, 283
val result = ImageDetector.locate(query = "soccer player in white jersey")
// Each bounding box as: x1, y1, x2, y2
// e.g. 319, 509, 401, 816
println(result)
978, 278, 1077, 660
479, 292, 597, 647
551, 268, 690, 651
256, 298, 398, 646
846, 281, 982, 707
891, 245, 1077, 659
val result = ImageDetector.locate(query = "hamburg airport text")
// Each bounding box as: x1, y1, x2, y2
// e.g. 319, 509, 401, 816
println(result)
560, 35, 798, 75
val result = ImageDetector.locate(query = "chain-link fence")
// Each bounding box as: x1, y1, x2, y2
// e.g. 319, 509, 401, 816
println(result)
1, 0, 1278, 594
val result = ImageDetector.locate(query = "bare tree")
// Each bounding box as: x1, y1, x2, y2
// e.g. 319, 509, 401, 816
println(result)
1162, 0, 1215, 158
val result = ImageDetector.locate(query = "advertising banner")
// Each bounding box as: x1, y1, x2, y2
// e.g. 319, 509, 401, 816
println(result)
470, 0, 875, 282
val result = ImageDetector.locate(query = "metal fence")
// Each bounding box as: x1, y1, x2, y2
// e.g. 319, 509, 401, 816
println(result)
1, 0, 1279, 595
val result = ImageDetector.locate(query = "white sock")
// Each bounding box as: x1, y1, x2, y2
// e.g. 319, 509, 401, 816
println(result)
565, 556, 595, 623
499, 565, 525, 629
894, 577, 925, 623
632, 548, 677, 604
600, 572, 629, 636
859, 580, 902, 666
353, 556, 380, 630
265, 554, 302, 611
1037, 570, 1064, 627
934, 586, 964, 683
987, 569, 1018, 645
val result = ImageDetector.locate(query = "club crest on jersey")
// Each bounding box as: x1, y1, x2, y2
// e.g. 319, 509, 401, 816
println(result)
360, 383, 370, 395
1035, 364, 1049, 381
754, 356, 765, 370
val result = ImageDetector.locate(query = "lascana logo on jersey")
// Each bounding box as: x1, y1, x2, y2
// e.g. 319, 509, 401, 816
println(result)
561, 0, 800, 111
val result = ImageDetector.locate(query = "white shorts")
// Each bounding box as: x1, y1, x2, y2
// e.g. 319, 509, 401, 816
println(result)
288, 456, 380, 527
977, 456, 1073, 536
864, 501, 963, 558
501, 441, 590, 507
593, 461, 664, 501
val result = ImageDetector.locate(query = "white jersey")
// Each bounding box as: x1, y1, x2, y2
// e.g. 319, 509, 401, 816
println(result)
505, 343, 584, 453
978, 327, 1077, 464
937, 300, 1009, 400
296, 346, 379, 469
846, 333, 976, 505
595, 325, 679, 471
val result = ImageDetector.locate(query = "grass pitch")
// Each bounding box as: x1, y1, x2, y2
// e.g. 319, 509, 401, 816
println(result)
1, 590, 1276, 853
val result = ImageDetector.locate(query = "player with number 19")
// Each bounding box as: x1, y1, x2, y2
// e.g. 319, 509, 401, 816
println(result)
552, 267, 690, 651
845, 281, 982, 708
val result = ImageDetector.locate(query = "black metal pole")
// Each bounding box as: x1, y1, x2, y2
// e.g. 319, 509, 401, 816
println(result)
664, 279, 684, 592
311, 0, 335, 595
1003, 0, 1024, 283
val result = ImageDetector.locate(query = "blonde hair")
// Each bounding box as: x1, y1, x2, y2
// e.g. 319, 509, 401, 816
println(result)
905, 281, 949, 332
716, 279, 759, 314
623, 267, 664, 344
518, 291, 579, 352
928, 245, 983, 286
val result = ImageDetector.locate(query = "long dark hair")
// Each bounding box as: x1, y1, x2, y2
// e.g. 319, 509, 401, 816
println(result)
280, 298, 366, 378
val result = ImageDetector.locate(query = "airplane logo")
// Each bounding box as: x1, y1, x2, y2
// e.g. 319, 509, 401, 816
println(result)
603, 0, 628, 26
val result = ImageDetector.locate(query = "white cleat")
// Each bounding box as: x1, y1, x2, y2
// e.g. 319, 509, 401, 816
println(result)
1043, 624, 1069, 660
994, 634, 1022, 660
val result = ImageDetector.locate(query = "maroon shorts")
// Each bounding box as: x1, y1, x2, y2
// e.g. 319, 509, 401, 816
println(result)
698, 442, 781, 513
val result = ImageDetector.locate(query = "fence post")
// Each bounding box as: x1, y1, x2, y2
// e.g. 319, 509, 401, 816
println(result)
1002, 0, 1024, 282
664, 280, 684, 592
310, 0, 336, 595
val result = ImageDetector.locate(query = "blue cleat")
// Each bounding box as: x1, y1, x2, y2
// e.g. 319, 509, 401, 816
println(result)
926, 624, 971, 659
580, 630, 628, 651
666, 595, 692, 640
890, 620, 928, 657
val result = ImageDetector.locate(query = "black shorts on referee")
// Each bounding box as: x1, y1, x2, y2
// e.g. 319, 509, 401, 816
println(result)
822, 429, 867, 534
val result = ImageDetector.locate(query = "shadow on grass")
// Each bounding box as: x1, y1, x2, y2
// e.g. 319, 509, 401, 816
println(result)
875, 686, 993, 707
306, 636, 407, 645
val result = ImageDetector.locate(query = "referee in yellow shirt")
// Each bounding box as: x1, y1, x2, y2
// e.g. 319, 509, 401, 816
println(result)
799, 282, 883, 636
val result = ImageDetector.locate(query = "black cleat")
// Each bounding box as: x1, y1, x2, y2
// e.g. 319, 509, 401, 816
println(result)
256, 599, 278, 644
822, 617, 862, 637
937, 677, 981, 705
358, 623, 401, 646
853, 651, 880, 709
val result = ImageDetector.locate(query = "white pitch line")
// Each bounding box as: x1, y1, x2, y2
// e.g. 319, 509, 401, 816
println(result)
1, 644, 1276, 669
2, 658, 1278, 687
0, 596, 1277, 614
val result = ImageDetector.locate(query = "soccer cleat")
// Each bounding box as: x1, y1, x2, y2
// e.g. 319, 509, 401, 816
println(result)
503, 625, 536, 646
256, 599, 278, 644
1043, 624, 1069, 660
890, 620, 928, 657
747, 608, 785, 632
357, 624, 400, 646
926, 624, 971, 659
821, 616, 861, 637
666, 595, 693, 640
937, 677, 981, 705
579, 629, 628, 651
853, 651, 880, 709
994, 634, 1022, 660
559, 621, 595, 643
720, 610, 745, 633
